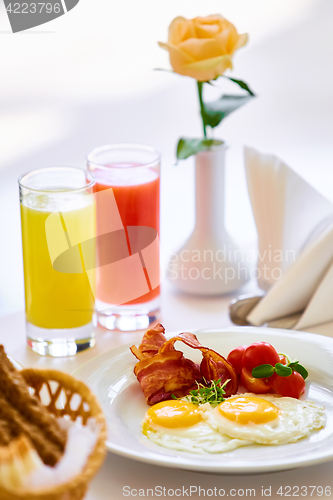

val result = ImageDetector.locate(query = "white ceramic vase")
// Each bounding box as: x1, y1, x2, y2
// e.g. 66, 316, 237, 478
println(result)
168, 143, 248, 295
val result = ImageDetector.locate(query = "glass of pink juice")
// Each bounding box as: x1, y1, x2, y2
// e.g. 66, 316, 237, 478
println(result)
87, 144, 160, 331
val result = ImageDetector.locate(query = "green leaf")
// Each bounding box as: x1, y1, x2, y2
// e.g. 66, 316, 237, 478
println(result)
171, 394, 177, 400
289, 362, 308, 380
252, 364, 275, 379
275, 363, 293, 377
204, 94, 253, 129
176, 138, 224, 160
222, 76, 255, 96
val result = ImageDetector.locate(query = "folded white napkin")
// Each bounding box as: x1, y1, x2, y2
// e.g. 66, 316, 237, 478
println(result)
245, 147, 333, 335
245, 147, 333, 291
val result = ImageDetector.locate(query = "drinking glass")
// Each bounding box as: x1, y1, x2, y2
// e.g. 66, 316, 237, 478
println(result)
19, 167, 96, 356
87, 144, 160, 331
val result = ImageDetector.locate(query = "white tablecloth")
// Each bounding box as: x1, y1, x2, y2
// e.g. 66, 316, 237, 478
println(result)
1, 283, 332, 499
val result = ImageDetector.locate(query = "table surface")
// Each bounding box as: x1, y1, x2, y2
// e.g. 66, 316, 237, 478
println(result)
1, 282, 332, 500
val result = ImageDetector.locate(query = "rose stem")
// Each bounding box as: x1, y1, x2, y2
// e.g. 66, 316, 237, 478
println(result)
197, 81, 207, 138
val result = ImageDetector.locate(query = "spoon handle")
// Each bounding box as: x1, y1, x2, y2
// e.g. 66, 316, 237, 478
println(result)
230, 293, 303, 329
229, 293, 264, 326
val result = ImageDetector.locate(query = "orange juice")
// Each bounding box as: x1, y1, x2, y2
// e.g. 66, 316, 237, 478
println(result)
21, 194, 95, 329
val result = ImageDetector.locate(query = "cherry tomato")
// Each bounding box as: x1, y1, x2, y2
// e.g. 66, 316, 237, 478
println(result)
227, 345, 247, 374
271, 371, 305, 399
279, 355, 288, 365
241, 367, 272, 394
243, 343, 280, 372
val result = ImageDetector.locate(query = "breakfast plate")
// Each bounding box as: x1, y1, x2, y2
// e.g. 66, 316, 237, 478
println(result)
73, 327, 333, 474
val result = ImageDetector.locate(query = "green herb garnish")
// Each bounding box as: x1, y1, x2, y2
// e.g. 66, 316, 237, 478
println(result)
171, 379, 230, 406
252, 360, 308, 380
288, 361, 309, 380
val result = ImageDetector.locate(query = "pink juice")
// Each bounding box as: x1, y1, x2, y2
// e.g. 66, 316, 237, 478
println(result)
94, 165, 160, 306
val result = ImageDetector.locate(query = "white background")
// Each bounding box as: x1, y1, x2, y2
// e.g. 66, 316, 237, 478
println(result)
0, 0, 333, 314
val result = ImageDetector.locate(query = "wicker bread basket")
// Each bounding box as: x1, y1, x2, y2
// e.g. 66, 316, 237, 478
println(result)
0, 368, 107, 500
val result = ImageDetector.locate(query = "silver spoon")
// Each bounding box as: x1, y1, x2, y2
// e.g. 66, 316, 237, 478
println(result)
229, 293, 264, 326
229, 293, 302, 329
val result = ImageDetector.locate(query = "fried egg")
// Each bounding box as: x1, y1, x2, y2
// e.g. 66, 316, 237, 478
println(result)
201, 394, 326, 445
143, 400, 252, 454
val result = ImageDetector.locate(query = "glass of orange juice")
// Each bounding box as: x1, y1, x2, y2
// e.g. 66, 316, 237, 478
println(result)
87, 144, 160, 331
19, 167, 96, 356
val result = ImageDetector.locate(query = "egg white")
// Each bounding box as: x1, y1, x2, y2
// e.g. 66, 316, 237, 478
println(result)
143, 419, 252, 454
201, 393, 326, 445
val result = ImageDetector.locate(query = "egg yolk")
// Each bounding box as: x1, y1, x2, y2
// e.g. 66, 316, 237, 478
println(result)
219, 397, 279, 425
146, 400, 202, 428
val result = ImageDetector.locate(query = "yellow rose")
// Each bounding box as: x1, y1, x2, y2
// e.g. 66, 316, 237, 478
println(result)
159, 15, 248, 82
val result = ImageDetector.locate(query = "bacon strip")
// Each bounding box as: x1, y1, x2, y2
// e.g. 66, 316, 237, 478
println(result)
200, 349, 238, 397
159, 332, 202, 353
134, 351, 201, 405
159, 332, 237, 397
130, 323, 167, 361
131, 326, 238, 404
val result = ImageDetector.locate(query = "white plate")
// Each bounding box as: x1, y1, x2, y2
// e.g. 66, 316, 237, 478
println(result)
73, 327, 333, 474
